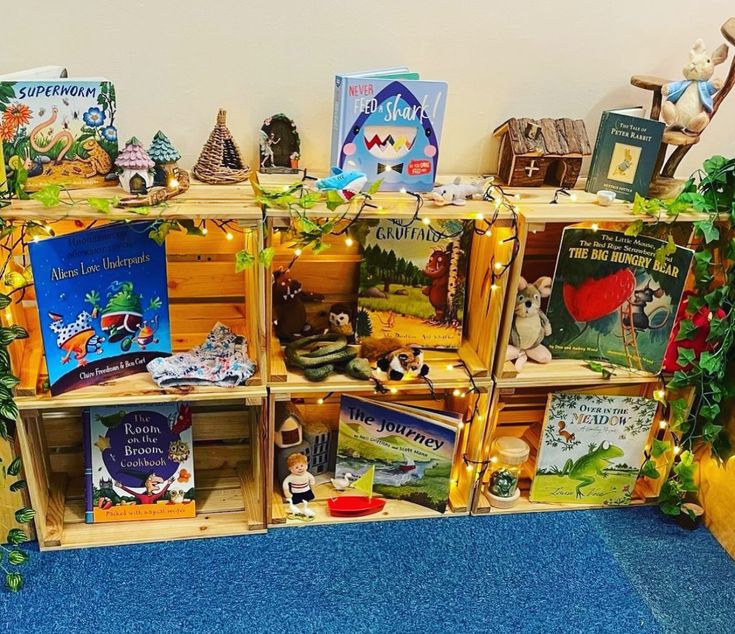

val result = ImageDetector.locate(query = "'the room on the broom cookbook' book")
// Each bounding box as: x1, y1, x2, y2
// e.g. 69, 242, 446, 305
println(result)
83, 402, 195, 523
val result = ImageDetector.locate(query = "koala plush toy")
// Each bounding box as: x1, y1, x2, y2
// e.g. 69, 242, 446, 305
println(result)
506, 276, 553, 371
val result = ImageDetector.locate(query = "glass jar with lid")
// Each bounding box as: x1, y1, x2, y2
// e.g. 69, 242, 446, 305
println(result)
488, 436, 530, 509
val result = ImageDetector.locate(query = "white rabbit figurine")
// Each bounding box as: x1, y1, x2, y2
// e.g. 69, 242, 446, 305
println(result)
661, 39, 729, 133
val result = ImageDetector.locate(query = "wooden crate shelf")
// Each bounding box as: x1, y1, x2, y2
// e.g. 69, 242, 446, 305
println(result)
267, 387, 490, 528
496, 358, 660, 388
3, 181, 263, 222
471, 381, 675, 516
17, 398, 267, 550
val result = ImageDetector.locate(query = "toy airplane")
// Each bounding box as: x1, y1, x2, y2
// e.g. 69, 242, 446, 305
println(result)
315, 167, 367, 200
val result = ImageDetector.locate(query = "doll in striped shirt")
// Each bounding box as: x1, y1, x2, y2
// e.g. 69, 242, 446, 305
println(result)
282, 453, 316, 517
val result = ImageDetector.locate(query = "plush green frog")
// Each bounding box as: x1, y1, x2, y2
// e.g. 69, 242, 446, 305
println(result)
562, 441, 624, 498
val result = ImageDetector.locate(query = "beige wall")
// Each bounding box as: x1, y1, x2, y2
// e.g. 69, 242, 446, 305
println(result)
2, 1, 734, 175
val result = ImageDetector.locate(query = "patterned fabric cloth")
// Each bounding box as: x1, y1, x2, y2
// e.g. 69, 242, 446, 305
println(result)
147, 322, 256, 388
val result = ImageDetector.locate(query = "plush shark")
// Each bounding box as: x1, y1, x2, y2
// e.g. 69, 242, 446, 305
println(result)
427, 177, 485, 206
315, 167, 368, 200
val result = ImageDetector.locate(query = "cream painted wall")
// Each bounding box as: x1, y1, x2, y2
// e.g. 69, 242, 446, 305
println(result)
2, 1, 734, 176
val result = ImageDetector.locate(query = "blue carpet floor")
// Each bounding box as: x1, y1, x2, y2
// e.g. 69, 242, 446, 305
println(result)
2, 507, 733, 633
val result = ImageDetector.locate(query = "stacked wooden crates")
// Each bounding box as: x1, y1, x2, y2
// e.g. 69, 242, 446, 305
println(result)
2, 184, 269, 549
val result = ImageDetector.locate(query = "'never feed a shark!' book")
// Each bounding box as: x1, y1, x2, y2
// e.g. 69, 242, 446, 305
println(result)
331, 68, 447, 192
29, 222, 171, 395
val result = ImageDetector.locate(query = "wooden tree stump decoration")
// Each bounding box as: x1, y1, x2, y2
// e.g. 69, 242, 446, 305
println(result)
631, 18, 735, 198
493, 117, 591, 188
192, 109, 251, 184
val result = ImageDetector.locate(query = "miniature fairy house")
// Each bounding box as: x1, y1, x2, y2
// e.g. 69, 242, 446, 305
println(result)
192, 109, 250, 184
148, 131, 182, 187
493, 118, 591, 188
115, 137, 155, 194
259, 113, 301, 174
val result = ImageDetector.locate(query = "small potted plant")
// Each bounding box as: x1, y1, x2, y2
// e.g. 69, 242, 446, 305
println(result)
290, 151, 300, 169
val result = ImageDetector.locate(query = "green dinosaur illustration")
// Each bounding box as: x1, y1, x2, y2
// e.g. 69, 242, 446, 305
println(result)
561, 441, 624, 498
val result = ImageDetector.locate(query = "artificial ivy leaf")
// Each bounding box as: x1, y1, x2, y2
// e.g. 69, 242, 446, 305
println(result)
695, 218, 720, 243
631, 193, 648, 215
325, 190, 346, 211
675, 319, 697, 341
30, 184, 62, 208
639, 459, 661, 479
9, 480, 26, 492
5, 572, 23, 592
654, 234, 677, 266
7, 457, 21, 476
676, 347, 696, 368
669, 398, 689, 429
367, 178, 383, 196
6, 528, 28, 545
235, 249, 255, 273
177, 219, 205, 236
7, 549, 28, 565
87, 197, 115, 214
699, 403, 720, 421
658, 480, 683, 516
667, 370, 692, 389
703, 422, 724, 443
14, 508, 35, 524
698, 351, 721, 374
311, 240, 331, 255
707, 317, 728, 342
624, 220, 644, 236
685, 294, 704, 315
258, 247, 275, 268
703, 155, 727, 176
651, 439, 671, 458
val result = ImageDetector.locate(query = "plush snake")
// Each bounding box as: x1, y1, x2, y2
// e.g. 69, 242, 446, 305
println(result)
29, 107, 74, 164
284, 333, 371, 381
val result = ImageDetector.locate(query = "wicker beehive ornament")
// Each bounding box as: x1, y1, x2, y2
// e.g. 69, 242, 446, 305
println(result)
192, 109, 251, 184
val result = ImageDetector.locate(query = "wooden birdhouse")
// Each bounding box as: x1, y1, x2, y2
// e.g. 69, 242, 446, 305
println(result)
115, 137, 155, 194
493, 118, 591, 188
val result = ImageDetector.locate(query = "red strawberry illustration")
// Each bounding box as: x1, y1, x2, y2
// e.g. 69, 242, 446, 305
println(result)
563, 269, 635, 322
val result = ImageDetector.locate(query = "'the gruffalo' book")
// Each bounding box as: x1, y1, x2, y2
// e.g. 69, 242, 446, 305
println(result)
83, 402, 195, 523
356, 218, 472, 349
335, 395, 459, 513
29, 222, 171, 395
331, 68, 448, 192
0, 79, 118, 192
585, 110, 665, 202
530, 392, 657, 505
545, 228, 693, 373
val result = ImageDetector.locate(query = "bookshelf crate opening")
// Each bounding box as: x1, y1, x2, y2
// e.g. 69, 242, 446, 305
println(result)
17, 397, 266, 550
265, 213, 516, 390
1, 221, 266, 409
267, 385, 490, 527
472, 381, 675, 515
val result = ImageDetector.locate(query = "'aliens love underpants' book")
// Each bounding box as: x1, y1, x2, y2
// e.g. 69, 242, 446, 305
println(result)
29, 222, 171, 395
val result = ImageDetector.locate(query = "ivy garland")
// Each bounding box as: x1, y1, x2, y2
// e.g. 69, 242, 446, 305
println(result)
621, 155, 734, 518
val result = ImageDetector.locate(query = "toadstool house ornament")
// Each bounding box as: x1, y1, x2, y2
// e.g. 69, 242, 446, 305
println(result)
115, 137, 155, 195
148, 130, 182, 187
192, 109, 250, 184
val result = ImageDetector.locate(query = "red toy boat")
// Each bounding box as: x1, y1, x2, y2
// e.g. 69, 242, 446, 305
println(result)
327, 495, 385, 517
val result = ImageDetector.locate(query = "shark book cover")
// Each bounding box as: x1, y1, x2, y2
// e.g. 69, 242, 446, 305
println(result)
83, 402, 195, 523
529, 392, 658, 505
0, 79, 118, 192
335, 395, 458, 513
356, 218, 472, 350
585, 110, 664, 202
331, 69, 448, 192
29, 222, 171, 395
545, 227, 693, 374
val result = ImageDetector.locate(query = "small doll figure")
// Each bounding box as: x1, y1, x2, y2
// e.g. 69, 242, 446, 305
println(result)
282, 453, 316, 517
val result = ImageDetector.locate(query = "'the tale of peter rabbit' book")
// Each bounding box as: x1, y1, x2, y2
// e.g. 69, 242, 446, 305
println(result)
83, 402, 196, 523
530, 392, 657, 506
331, 68, 448, 192
28, 222, 171, 395
585, 110, 664, 202
0, 78, 118, 192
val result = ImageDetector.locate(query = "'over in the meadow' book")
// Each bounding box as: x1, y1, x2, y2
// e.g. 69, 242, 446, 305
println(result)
83, 402, 195, 523
356, 218, 472, 349
29, 222, 171, 395
530, 392, 657, 506
331, 68, 448, 192
335, 395, 458, 513
545, 227, 693, 373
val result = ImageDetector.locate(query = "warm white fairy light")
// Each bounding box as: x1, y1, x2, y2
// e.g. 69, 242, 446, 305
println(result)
422, 217, 431, 225
225, 232, 234, 241
294, 248, 302, 256
317, 398, 324, 405
345, 237, 354, 247
465, 463, 474, 472
446, 363, 454, 371
390, 387, 398, 394
513, 194, 521, 201
32, 236, 39, 243
491, 283, 499, 291
484, 229, 492, 237
569, 193, 577, 202
475, 213, 484, 221
654, 389, 666, 401
490, 456, 498, 464
384, 165, 393, 171
659, 420, 668, 430
673, 445, 682, 456
201, 227, 208, 235
399, 187, 407, 194
168, 178, 179, 190
494, 261, 504, 270
591, 223, 599, 232
453, 389, 461, 397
